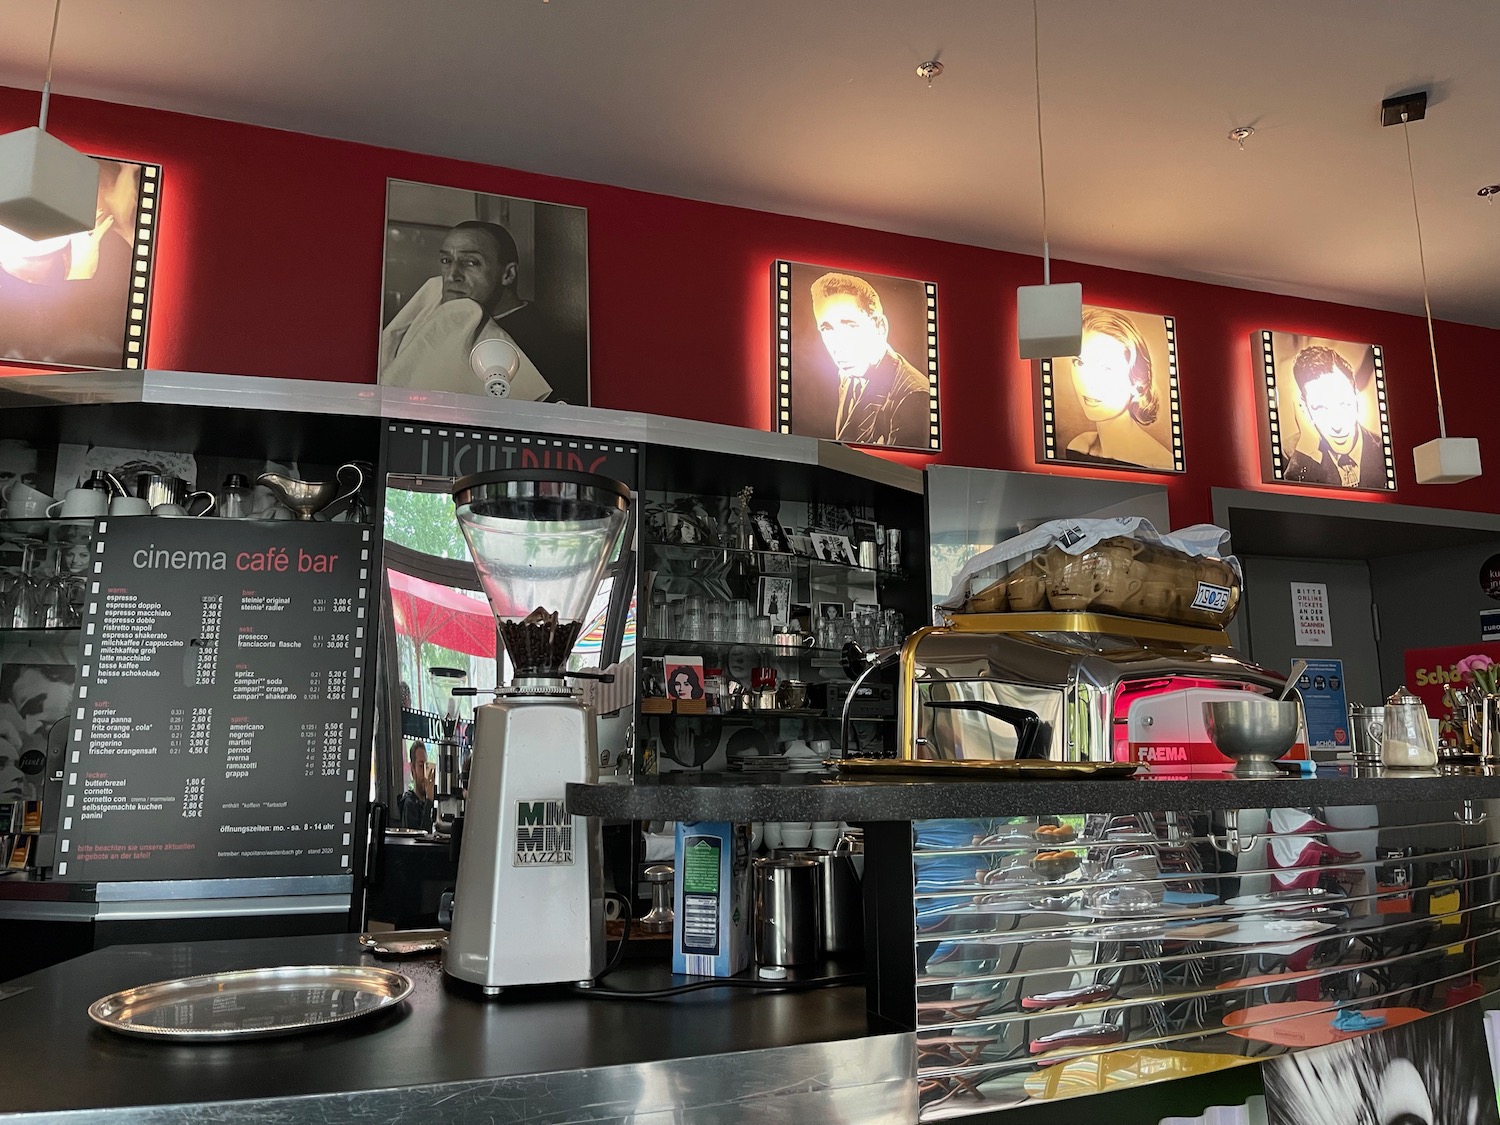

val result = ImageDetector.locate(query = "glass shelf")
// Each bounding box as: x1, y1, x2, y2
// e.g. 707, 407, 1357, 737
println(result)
0, 626, 82, 638
643, 539, 905, 580
0, 516, 96, 545
638, 636, 850, 659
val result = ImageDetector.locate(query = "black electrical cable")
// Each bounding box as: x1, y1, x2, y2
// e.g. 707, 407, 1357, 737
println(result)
575, 972, 861, 1001
594, 818, 640, 981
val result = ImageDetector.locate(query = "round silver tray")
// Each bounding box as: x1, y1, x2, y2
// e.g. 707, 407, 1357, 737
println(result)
88, 964, 414, 1040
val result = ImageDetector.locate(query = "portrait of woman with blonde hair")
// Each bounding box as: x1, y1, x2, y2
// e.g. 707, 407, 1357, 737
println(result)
1064, 307, 1173, 471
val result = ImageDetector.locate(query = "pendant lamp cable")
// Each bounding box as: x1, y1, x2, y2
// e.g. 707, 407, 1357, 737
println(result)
1026, 0, 1050, 286
1400, 111, 1447, 439
39, 0, 63, 132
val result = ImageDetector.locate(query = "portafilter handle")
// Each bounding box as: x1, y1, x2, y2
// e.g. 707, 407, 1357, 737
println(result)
922, 699, 1047, 760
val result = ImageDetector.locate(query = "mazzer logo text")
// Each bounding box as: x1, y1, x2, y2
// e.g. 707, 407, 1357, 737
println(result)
514, 799, 574, 866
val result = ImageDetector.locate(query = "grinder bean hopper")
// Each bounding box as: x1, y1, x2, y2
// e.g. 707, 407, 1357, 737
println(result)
444, 468, 630, 994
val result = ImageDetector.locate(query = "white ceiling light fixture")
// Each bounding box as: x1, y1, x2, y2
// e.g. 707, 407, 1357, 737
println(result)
1383, 91, 1481, 485
1017, 0, 1081, 360
0, 0, 99, 243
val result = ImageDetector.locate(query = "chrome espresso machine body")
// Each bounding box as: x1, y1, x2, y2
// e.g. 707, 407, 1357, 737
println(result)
444, 468, 630, 994
896, 612, 1287, 764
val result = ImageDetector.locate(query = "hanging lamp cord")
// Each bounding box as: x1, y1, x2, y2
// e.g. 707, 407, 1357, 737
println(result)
39, 0, 63, 132
1032, 0, 1056, 286
1400, 112, 1447, 439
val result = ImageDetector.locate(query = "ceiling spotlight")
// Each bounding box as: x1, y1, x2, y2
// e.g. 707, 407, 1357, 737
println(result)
1479, 184, 1500, 203
916, 60, 944, 87
1228, 126, 1255, 150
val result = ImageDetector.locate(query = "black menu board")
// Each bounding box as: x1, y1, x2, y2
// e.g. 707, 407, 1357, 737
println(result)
55, 519, 373, 883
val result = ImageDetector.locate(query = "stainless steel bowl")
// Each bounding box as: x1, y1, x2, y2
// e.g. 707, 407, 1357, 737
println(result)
1203, 699, 1301, 777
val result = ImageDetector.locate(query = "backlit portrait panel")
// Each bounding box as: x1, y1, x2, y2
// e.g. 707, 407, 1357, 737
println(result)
774, 260, 940, 451
1036, 304, 1184, 473
1256, 330, 1394, 491
0, 157, 159, 370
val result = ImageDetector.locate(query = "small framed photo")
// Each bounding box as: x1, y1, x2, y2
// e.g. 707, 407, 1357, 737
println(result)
749, 511, 790, 553
811, 531, 857, 567
1035, 304, 1184, 473
759, 552, 793, 575
662, 655, 705, 702
757, 575, 793, 627
817, 601, 846, 622
1254, 330, 1395, 491
787, 531, 816, 558
773, 261, 941, 451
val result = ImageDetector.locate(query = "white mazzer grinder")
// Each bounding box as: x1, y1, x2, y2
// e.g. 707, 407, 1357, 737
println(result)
444, 468, 630, 994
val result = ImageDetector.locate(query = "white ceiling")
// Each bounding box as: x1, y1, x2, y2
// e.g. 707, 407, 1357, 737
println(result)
3, 0, 1499, 326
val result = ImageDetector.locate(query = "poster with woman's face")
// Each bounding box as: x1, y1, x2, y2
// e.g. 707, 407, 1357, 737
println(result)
1036, 304, 1184, 473
1256, 331, 1395, 491
0, 157, 160, 369
773, 260, 940, 451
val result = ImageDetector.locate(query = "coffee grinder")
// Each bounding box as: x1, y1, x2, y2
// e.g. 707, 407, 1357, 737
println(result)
444, 468, 630, 994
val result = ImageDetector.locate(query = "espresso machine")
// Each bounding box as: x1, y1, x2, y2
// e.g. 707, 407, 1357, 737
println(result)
444, 468, 630, 994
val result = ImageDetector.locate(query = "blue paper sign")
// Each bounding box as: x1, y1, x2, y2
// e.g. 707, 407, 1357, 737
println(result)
1297, 658, 1349, 751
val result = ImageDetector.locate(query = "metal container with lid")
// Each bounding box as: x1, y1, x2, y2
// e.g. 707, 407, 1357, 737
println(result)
753, 855, 820, 967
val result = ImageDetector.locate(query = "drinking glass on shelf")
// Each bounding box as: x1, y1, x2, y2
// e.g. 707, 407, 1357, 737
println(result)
731, 599, 753, 642
753, 615, 774, 645
706, 601, 728, 642
2, 542, 46, 629
680, 601, 706, 641
883, 609, 905, 647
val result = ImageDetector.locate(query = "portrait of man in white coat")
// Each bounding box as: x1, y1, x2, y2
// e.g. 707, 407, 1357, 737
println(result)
378, 180, 590, 405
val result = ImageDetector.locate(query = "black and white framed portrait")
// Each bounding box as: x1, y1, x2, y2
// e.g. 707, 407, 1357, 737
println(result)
811, 531, 857, 567
0, 157, 160, 370
378, 179, 589, 405
749, 511, 790, 553
757, 575, 792, 627
1036, 304, 1184, 473
1256, 330, 1395, 491
773, 260, 939, 451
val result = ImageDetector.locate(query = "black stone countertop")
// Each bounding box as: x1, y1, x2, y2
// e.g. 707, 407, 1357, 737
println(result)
1, 932, 877, 1120
567, 765, 1500, 821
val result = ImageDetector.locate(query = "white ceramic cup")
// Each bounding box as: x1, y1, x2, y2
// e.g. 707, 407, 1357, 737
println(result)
781, 826, 813, 849
810, 827, 839, 850
48, 488, 109, 519
762, 823, 784, 850
152, 503, 189, 518
109, 495, 152, 516
810, 739, 833, 757
3, 481, 54, 518
749, 823, 765, 851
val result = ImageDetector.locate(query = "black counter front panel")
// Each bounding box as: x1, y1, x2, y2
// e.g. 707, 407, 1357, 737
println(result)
55, 518, 373, 883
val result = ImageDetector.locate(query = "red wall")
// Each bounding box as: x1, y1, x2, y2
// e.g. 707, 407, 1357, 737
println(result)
4, 85, 1497, 525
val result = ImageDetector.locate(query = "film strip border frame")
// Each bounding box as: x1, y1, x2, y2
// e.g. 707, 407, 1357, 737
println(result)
773, 259, 942, 451
1257, 330, 1396, 491
121, 160, 161, 370
1038, 312, 1185, 473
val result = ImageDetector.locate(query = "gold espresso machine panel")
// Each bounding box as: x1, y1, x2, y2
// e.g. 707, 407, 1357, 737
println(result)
898, 612, 1285, 763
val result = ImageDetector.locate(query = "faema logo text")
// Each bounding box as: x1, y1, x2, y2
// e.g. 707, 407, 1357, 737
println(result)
513, 798, 575, 867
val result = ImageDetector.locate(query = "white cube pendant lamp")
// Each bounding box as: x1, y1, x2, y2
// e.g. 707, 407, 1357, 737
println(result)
0, 0, 98, 243
1384, 91, 1481, 485
1016, 0, 1081, 361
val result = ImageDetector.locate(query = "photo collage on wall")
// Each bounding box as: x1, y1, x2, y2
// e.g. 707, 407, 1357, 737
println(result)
772, 259, 941, 452
1255, 330, 1396, 491
0, 156, 160, 370
1035, 303, 1185, 473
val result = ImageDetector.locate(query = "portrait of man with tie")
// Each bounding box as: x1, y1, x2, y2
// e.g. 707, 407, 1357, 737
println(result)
1263, 333, 1393, 491
773, 261, 939, 451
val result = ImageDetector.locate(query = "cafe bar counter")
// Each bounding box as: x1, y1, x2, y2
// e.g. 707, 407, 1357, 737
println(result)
6, 767, 1500, 1125
576, 765, 1500, 1118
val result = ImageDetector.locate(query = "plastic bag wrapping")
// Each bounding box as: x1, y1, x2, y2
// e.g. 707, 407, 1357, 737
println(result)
935, 518, 1242, 629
